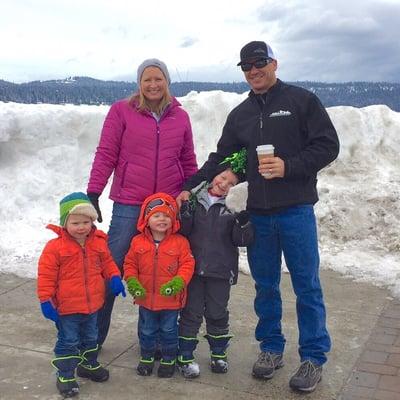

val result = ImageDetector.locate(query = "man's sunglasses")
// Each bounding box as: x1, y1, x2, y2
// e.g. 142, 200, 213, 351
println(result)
145, 198, 175, 215
240, 58, 273, 72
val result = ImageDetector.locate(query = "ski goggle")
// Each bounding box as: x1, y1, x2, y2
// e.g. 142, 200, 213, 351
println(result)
240, 58, 273, 72
145, 198, 175, 216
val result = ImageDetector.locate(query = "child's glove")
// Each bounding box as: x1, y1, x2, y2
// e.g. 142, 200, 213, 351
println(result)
236, 210, 250, 226
179, 200, 192, 218
160, 276, 185, 296
40, 301, 59, 322
126, 277, 146, 298
110, 276, 126, 297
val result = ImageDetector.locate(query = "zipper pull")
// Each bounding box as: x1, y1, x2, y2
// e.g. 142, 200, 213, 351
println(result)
259, 114, 263, 129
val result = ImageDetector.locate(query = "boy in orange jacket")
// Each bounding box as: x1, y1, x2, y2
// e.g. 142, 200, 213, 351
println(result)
123, 192, 195, 378
37, 192, 126, 398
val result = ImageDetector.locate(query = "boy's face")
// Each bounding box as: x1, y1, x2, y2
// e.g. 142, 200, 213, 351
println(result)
65, 214, 92, 242
209, 169, 239, 197
147, 212, 172, 235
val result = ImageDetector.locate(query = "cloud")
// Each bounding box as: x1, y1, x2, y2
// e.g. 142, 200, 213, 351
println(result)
180, 37, 199, 48
1, 0, 399, 83
257, 0, 400, 82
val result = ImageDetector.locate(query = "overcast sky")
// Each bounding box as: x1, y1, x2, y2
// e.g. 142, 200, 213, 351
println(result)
1, 0, 400, 83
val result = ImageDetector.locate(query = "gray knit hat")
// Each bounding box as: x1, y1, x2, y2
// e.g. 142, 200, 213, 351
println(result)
136, 58, 171, 85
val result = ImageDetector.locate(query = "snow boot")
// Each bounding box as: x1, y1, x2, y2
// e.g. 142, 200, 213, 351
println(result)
204, 333, 233, 374
157, 358, 176, 378
51, 355, 81, 398
177, 336, 200, 379
137, 356, 155, 376
77, 346, 109, 382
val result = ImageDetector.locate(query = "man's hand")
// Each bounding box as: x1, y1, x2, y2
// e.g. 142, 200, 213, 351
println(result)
258, 156, 285, 179
176, 191, 191, 208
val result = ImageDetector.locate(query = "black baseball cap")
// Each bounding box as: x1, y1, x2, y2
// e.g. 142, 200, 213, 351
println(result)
237, 41, 276, 65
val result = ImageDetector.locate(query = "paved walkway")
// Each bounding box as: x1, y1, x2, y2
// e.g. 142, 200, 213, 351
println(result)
0, 269, 398, 400
339, 299, 400, 400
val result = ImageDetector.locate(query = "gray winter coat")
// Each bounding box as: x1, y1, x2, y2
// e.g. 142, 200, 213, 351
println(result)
180, 182, 254, 285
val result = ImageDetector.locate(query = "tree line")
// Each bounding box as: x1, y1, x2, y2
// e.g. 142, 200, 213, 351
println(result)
0, 77, 399, 111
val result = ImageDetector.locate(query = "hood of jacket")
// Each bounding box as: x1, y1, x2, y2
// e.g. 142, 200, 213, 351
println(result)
136, 192, 180, 235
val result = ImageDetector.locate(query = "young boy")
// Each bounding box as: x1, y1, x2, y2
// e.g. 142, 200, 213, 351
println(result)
37, 192, 126, 398
123, 192, 195, 378
177, 149, 254, 378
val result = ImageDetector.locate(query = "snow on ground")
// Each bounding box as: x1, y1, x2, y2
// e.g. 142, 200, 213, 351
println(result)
0, 93, 399, 296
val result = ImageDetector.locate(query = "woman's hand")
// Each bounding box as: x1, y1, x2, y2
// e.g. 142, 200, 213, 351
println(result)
176, 191, 191, 207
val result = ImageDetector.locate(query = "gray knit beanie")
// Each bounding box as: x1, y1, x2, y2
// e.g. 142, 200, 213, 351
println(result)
136, 58, 171, 85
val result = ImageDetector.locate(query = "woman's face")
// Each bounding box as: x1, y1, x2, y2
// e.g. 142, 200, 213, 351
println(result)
140, 66, 167, 105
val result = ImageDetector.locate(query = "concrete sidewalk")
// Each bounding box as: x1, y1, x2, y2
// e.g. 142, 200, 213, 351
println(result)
0, 270, 394, 400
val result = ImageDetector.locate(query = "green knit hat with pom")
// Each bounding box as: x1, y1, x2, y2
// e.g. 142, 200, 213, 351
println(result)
59, 192, 98, 226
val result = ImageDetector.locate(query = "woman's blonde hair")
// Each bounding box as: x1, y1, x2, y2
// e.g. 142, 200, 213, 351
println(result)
128, 87, 172, 116
128, 65, 172, 115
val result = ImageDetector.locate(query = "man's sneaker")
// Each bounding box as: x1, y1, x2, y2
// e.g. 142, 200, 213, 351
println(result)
137, 357, 154, 376
210, 356, 228, 374
157, 359, 176, 378
177, 360, 200, 378
289, 360, 322, 392
252, 351, 283, 379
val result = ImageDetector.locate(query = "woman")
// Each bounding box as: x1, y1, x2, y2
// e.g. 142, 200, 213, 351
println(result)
87, 58, 198, 347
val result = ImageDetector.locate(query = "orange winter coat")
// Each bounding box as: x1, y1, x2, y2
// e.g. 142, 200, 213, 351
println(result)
37, 224, 121, 315
123, 193, 195, 311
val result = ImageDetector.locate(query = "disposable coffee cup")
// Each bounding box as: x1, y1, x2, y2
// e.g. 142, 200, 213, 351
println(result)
256, 144, 274, 176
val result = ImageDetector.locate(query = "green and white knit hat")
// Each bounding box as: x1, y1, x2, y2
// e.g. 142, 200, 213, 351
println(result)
59, 192, 98, 226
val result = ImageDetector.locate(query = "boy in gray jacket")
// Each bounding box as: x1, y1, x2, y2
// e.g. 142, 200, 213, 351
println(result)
177, 150, 254, 378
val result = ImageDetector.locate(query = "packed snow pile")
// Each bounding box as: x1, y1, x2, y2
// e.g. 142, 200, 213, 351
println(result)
0, 93, 399, 296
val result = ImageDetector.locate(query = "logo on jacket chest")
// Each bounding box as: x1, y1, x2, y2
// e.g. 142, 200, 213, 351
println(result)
269, 110, 292, 118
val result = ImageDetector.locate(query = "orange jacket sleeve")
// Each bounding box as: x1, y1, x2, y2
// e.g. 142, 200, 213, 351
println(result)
37, 241, 60, 303
100, 242, 121, 280
123, 240, 139, 281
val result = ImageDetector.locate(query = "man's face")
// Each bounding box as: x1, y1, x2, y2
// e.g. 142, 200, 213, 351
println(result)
242, 58, 278, 94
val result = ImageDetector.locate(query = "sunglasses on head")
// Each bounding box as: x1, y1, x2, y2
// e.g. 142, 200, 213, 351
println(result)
145, 198, 175, 216
240, 58, 273, 72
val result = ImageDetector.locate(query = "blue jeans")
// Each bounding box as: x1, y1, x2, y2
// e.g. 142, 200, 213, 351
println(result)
54, 312, 98, 356
247, 205, 331, 365
97, 202, 141, 345
138, 306, 179, 360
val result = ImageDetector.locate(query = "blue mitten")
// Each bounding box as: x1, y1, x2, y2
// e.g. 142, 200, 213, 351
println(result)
110, 276, 126, 297
40, 301, 59, 322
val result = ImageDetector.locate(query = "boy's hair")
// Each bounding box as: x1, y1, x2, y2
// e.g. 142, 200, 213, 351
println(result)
59, 192, 98, 226
207, 148, 247, 183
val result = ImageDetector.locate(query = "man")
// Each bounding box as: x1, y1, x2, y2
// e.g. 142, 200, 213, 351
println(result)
177, 41, 339, 392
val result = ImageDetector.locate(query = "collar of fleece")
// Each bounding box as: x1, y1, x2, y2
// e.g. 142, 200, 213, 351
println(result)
136, 192, 180, 234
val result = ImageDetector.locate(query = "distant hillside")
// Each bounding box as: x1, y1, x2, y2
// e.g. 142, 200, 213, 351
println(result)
0, 76, 399, 111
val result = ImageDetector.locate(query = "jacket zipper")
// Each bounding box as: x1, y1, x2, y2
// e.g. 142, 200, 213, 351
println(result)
259, 98, 270, 207
153, 124, 160, 193
82, 247, 92, 313
151, 245, 159, 309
